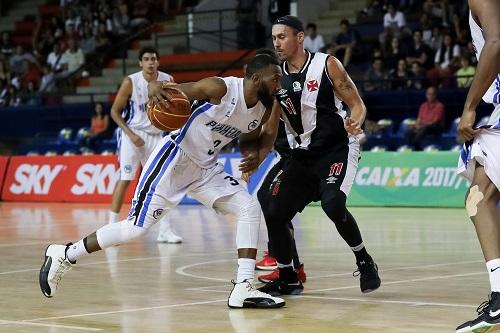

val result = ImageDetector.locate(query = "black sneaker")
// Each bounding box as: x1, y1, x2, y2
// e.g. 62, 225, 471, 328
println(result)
258, 279, 304, 296
353, 259, 381, 293
456, 292, 500, 333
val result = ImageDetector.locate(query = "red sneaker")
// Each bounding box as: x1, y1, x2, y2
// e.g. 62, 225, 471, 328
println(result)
295, 264, 306, 283
258, 264, 307, 283
255, 252, 277, 271
258, 268, 279, 283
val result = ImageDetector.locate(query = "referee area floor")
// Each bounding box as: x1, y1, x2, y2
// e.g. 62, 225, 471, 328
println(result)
0, 202, 486, 332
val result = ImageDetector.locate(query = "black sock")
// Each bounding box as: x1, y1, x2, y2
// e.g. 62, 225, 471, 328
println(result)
279, 266, 298, 282
353, 247, 371, 264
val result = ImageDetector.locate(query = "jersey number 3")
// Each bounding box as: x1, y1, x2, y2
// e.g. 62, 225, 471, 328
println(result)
208, 140, 222, 155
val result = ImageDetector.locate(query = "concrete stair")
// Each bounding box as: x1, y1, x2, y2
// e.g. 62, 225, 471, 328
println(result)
315, 0, 367, 43
0, 0, 44, 33
70, 17, 190, 103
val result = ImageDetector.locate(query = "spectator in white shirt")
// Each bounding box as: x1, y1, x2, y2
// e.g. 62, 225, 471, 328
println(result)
379, 4, 407, 49
46, 43, 66, 73
61, 38, 84, 75
303, 23, 325, 53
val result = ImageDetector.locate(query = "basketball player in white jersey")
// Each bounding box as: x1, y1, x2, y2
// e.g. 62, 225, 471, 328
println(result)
109, 46, 182, 243
39, 54, 286, 309
455, 1, 500, 332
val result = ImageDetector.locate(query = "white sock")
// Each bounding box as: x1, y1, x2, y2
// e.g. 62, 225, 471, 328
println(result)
277, 261, 293, 269
236, 258, 255, 283
66, 239, 89, 263
486, 259, 500, 292
108, 211, 119, 224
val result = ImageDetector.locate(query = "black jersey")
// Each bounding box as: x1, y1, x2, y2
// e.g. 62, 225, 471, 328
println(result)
275, 51, 349, 152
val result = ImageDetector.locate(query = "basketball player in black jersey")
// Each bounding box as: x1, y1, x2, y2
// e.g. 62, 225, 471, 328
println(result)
258, 16, 381, 295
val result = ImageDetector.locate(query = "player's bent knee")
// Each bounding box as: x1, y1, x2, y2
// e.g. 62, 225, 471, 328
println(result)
236, 196, 261, 249
96, 218, 149, 248
321, 192, 348, 223
466, 185, 484, 217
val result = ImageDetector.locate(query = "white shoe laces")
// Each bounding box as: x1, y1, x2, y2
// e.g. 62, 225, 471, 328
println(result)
52, 257, 72, 287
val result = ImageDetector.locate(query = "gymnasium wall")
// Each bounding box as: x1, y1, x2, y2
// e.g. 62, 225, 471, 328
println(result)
0, 152, 468, 207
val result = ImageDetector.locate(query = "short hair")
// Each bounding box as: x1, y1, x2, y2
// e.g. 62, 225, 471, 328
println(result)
273, 15, 304, 33
340, 19, 350, 26
138, 47, 159, 61
306, 23, 317, 31
245, 54, 279, 78
255, 48, 278, 62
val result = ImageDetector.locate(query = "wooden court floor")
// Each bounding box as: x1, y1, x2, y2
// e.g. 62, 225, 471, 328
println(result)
0, 202, 490, 332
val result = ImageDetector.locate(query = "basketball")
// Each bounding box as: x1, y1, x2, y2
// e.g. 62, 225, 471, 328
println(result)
147, 87, 191, 131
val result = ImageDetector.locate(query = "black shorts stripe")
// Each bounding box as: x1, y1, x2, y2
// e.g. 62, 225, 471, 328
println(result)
130, 143, 175, 224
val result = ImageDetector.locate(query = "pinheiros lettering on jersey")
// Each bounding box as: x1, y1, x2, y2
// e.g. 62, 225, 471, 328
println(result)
205, 121, 242, 139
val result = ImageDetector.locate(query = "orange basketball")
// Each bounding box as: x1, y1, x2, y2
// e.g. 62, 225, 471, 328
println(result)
147, 87, 191, 131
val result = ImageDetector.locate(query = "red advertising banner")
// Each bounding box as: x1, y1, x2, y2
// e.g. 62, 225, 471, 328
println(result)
1, 155, 137, 203
0, 156, 9, 198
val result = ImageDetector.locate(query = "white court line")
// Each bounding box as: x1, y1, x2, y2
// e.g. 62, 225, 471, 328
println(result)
0, 251, 237, 276
176, 259, 237, 282
184, 259, 484, 290
312, 271, 484, 293
25, 299, 227, 322
298, 295, 476, 309
0, 319, 103, 331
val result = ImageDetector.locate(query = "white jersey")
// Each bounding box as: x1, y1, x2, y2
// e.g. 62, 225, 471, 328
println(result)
170, 77, 267, 168
469, 11, 500, 128
126, 70, 174, 133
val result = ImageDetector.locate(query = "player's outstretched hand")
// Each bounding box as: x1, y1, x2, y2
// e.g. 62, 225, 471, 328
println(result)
344, 117, 364, 135
457, 109, 480, 142
148, 81, 170, 104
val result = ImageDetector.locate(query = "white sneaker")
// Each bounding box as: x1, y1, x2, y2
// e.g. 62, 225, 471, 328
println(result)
228, 280, 285, 308
39, 244, 73, 298
157, 228, 183, 243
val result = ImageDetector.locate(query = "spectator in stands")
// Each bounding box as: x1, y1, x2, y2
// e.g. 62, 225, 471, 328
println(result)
391, 59, 409, 90
406, 30, 434, 70
95, 23, 111, 51
112, 3, 131, 36
84, 102, 112, 150
49, 16, 65, 41
428, 33, 461, 86
47, 43, 66, 74
80, 26, 96, 56
268, 0, 291, 24
379, 4, 407, 50
93, 11, 113, 34
19, 59, 42, 90
61, 39, 85, 77
0, 59, 10, 91
39, 65, 56, 93
303, 23, 325, 53
385, 37, 406, 72
19, 81, 40, 106
418, 13, 434, 43
364, 57, 387, 91
0, 31, 15, 59
331, 19, 358, 68
426, 26, 444, 52
9, 45, 38, 77
408, 61, 425, 90
0, 84, 20, 107
456, 56, 475, 88
406, 86, 445, 149
130, 0, 150, 28
359, 0, 384, 22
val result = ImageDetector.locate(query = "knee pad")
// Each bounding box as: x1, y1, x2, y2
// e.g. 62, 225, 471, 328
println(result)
466, 185, 484, 217
321, 192, 348, 223
96, 218, 149, 249
236, 196, 261, 249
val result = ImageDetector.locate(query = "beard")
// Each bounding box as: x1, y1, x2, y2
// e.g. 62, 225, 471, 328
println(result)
257, 84, 274, 109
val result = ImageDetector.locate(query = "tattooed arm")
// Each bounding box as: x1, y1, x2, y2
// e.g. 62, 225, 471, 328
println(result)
327, 56, 366, 135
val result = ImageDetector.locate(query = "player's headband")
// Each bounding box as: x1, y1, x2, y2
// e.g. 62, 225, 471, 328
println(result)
273, 15, 304, 32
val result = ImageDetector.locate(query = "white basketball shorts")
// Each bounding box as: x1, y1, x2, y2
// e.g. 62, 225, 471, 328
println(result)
117, 128, 163, 181
127, 137, 247, 228
457, 128, 500, 191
